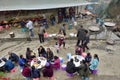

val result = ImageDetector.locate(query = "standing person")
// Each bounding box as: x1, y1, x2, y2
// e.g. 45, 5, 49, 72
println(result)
89, 54, 99, 73
8, 52, 19, 63
20, 20, 26, 32
50, 15, 56, 26
79, 60, 90, 80
38, 24, 45, 43
76, 25, 86, 46
30, 66, 40, 80
46, 48, 54, 62
58, 33, 66, 48
54, 42, 60, 53
26, 20, 34, 38
59, 24, 66, 36
22, 64, 31, 80
83, 30, 90, 52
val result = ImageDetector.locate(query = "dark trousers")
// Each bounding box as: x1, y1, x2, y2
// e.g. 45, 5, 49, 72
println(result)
38, 34, 44, 43
76, 39, 84, 46
83, 43, 89, 52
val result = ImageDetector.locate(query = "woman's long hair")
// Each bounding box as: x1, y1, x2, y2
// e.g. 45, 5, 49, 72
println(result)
94, 54, 99, 61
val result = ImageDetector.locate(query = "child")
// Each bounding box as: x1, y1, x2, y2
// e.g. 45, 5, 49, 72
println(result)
54, 42, 60, 53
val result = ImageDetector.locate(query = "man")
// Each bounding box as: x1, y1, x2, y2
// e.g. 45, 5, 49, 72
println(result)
26, 20, 34, 37
59, 24, 66, 36
38, 24, 45, 43
8, 52, 19, 63
76, 25, 86, 46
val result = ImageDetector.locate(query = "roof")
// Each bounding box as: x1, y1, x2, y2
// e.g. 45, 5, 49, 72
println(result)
0, 0, 98, 11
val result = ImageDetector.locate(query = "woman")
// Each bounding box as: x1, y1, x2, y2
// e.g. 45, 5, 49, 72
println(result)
26, 47, 35, 62
85, 53, 92, 64
30, 66, 40, 80
66, 59, 76, 74
89, 54, 99, 72
22, 64, 31, 80
79, 60, 90, 80
38, 46, 46, 57
46, 48, 54, 62
52, 56, 60, 70
75, 45, 83, 55
42, 63, 54, 80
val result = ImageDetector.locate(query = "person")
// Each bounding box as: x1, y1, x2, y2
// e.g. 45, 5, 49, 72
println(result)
38, 24, 45, 43
46, 48, 54, 62
59, 24, 66, 36
0, 59, 5, 72
26, 47, 36, 62
26, 20, 34, 37
50, 15, 56, 25
22, 64, 31, 80
75, 45, 83, 55
89, 54, 99, 72
42, 63, 54, 80
85, 53, 92, 64
52, 56, 60, 70
18, 55, 27, 71
38, 46, 47, 57
54, 42, 60, 53
83, 30, 90, 52
57, 31, 66, 48
20, 20, 26, 32
30, 66, 40, 80
8, 52, 19, 63
79, 60, 90, 80
2, 58, 14, 72
66, 59, 76, 74
76, 25, 86, 46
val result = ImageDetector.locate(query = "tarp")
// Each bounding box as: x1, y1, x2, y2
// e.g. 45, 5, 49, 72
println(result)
0, 0, 98, 11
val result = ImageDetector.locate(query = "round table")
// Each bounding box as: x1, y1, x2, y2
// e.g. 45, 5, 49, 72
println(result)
71, 55, 84, 67
31, 57, 47, 69
104, 22, 116, 38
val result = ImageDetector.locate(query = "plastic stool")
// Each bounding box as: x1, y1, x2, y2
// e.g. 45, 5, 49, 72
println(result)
92, 70, 97, 74
66, 53, 71, 60
61, 64, 66, 71
59, 57, 64, 64
67, 73, 73, 77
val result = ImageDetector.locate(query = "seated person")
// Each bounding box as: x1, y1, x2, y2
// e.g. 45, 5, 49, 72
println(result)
46, 48, 54, 62
52, 56, 60, 70
85, 53, 92, 64
18, 55, 27, 70
38, 46, 47, 57
66, 59, 76, 74
26, 47, 36, 62
42, 63, 54, 80
8, 52, 19, 63
89, 54, 99, 72
2, 58, 14, 72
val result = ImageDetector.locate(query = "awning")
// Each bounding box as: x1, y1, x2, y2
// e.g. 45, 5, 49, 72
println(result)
0, 0, 98, 11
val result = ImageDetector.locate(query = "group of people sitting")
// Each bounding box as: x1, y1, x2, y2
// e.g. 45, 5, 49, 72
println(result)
66, 53, 99, 80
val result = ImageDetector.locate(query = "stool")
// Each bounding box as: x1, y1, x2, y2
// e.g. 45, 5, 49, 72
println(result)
82, 53, 87, 58
66, 53, 71, 60
92, 70, 97, 74
59, 57, 64, 64
10, 68, 16, 73
61, 64, 66, 71
67, 73, 73, 77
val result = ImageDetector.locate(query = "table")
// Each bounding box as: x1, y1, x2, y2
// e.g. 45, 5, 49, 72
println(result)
0, 60, 5, 67
71, 55, 84, 67
31, 57, 47, 69
104, 22, 116, 39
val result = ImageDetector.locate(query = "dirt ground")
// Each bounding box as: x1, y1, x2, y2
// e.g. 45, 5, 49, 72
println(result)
0, 17, 120, 80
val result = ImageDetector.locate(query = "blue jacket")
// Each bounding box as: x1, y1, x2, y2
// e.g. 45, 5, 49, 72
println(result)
30, 69, 40, 78
89, 58, 99, 70
18, 58, 26, 67
4, 60, 14, 71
